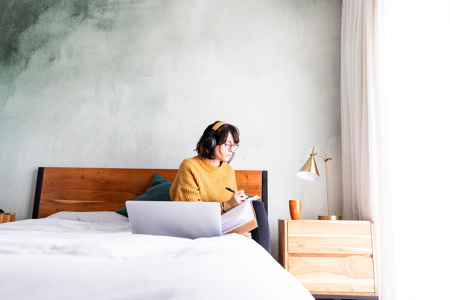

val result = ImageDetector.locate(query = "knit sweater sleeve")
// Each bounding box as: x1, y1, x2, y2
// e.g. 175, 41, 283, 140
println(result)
170, 159, 201, 202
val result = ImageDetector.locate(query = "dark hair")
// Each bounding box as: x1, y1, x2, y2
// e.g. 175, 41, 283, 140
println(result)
196, 121, 240, 163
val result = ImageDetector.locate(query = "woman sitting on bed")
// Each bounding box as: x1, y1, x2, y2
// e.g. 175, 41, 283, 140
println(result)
170, 121, 247, 213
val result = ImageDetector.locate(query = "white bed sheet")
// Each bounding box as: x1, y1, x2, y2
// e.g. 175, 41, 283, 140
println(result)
0, 212, 313, 300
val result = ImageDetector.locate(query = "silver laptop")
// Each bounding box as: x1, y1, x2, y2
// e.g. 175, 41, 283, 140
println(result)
126, 201, 222, 239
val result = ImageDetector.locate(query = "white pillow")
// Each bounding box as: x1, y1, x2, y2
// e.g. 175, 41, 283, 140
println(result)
46, 211, 128, 223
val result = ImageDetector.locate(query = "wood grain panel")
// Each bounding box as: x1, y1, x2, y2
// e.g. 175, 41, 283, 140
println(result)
36, 167, 264, 218
278, 219, 378, 297
38, 200, 126, 217
278, 219, 288, 268
0, 213, 16, 223
288, 236, 372, 255
288, 220, 372, 236
289, 256, 375, 293
235, 171, 263, 197
40, 168, 177, 201
287, 220, 372, 255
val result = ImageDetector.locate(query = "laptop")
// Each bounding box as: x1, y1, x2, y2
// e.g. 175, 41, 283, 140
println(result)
126, 201, 222, 239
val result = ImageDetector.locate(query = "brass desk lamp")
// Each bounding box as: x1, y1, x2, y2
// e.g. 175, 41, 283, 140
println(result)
297, 147, 341, 220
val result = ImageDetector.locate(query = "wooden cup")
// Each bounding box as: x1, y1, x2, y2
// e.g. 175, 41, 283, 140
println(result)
289, 200, 302, 220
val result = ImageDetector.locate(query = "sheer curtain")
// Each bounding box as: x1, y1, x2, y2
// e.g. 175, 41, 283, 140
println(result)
341, 0, 450, 299
340, 0, 375, 222
341, 1, 395, 299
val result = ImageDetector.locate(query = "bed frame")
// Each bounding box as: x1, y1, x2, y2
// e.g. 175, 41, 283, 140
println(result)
32, 167, 268, 219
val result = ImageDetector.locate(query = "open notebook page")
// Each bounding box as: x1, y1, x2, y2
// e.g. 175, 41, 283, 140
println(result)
221, 196, 260, 234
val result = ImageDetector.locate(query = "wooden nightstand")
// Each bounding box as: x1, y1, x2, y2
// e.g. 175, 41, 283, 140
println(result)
279, 219, 378, 300
0, 213, 16, 224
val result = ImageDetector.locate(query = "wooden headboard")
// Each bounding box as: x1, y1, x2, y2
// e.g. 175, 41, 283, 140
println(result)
33, 167, 268, 218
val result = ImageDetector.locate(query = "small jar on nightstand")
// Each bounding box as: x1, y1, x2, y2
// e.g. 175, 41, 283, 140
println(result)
0, 212, 16, 224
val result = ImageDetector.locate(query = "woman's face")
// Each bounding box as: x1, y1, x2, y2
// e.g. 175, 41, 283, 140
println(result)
214, 132, 236, 162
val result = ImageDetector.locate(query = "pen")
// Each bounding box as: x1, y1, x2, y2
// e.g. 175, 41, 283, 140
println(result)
226, 187, 248, 201
225, 187, 235, 193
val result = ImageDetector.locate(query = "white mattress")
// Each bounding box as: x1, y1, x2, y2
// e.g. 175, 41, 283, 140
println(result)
0, 212, 313, 300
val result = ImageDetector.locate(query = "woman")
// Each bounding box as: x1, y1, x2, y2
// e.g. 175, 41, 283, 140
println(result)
170, 121, 247, 213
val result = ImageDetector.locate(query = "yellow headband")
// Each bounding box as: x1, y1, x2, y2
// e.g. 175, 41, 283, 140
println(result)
212, 121, 228, 131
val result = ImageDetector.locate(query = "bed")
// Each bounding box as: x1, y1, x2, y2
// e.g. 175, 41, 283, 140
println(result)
0, 167, 314, 300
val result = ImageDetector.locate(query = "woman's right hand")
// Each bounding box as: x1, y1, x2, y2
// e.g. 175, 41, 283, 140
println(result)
223, 190, 247, 212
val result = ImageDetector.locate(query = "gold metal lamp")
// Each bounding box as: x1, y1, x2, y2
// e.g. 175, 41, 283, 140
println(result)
297, 147, 341, 220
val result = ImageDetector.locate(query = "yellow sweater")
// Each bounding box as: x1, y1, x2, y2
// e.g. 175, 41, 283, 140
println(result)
170, 156, 238, 203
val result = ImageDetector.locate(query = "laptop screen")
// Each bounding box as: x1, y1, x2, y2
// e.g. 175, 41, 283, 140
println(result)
126, 201, 222, 239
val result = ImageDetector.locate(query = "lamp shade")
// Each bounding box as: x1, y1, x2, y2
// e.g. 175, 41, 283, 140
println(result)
297, 156, 320, 181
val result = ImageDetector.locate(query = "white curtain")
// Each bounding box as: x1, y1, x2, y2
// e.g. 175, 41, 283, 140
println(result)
341, 1, 396, 299
341, 0, 450, 299
341, 0, 376, 221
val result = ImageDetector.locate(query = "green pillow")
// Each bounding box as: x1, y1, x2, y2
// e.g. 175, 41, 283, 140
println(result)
116, 173, 172, 217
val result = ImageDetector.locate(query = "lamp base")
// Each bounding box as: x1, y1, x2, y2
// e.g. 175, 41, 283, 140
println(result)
318, 215, 342, 220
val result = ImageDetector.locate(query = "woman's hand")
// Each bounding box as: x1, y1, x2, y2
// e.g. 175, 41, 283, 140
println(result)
223, 190, 247, 212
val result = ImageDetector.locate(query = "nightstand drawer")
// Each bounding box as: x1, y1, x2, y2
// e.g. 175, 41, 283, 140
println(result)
288, 256, 375, 293
287, 220, 373, 255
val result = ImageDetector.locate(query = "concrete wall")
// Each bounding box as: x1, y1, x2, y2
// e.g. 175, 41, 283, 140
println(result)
0, 0, 342, 259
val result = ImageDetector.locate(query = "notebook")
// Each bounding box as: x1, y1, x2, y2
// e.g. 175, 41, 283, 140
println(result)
126, 201, 222, 239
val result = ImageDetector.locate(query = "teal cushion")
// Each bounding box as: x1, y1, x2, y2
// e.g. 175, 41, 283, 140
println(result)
116, 173, 172, 217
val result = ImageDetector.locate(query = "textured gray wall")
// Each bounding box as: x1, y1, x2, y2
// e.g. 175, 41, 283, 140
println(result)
0, 0, 342, 258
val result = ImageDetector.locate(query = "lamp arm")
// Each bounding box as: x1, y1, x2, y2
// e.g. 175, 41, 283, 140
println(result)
311, 150, 332, 216
312, 152, 332, 162
324, 159, 330, 216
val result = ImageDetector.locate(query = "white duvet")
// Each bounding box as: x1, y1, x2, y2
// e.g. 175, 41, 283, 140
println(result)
0, 212, 313, 300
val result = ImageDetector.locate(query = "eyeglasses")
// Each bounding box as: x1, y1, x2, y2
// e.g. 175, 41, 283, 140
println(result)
224, 141, 239, 151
